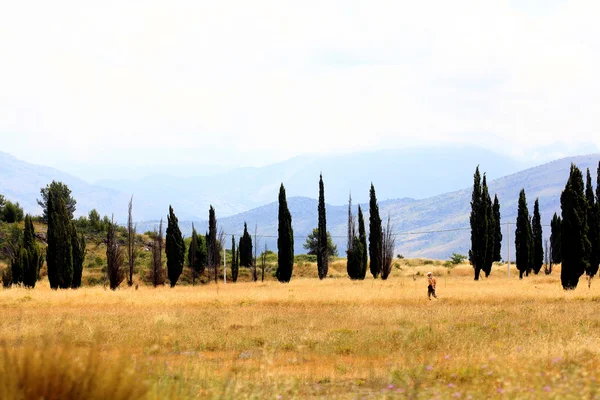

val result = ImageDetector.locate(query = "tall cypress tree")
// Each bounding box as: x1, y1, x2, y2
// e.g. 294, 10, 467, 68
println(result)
166, 205, 185, 287
585, 168, 599, 278
317, 174, 328, 279
482, 175, 493, 277
239, 222, 253, 268
469, 166, 487, 280
368, 183, 382, 278
515, 189, 532, 279
71, 222, 85, 289
21, 215, 42, 288
492, 194, 502, 262
532, 198, 544, 275
358, 205, 368, 280
207, 206, 219, 283
46, 191, 73, 289
550, 213, 562, 264
276, 184, 294, 282
561, 164, 590, 289
231, 235, 239, 282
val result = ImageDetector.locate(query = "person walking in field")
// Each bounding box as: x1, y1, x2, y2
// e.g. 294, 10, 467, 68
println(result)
427, 272, 438, 300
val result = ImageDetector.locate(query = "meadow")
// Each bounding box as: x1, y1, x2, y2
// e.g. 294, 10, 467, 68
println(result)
1, 260, 600, 399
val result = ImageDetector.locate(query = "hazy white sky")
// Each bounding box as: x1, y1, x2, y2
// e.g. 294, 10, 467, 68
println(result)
1, 0, 599, 178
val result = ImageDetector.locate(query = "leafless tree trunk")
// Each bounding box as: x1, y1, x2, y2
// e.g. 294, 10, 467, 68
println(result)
127, 196, 137, 287
150, 219, 165, 287
107, 215, 125, 290
261, 243, 267, 282
191, 223, 197, 286
253, 224, 259, 282
544, 239, 552, 275
216, 227, 225, 282
381, 214, 395, 280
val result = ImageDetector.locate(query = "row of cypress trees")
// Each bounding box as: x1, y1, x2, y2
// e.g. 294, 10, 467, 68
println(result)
469, 167, 502, 280
558, 163, 600, 289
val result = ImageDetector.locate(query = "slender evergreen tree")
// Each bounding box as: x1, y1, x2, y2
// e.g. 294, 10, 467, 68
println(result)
550, 213, 562, 264
368, 183, 382, 278
347, 237, 364, 280
532, 198, 544, 274
317, 174, 328, 279
166, 205, 185, 287
469, 166, 488, 280
276, 184, 294, 282
586, 168, 599, 278
560, 164, 590, 289
46, 191, 73, 289
106, 216, 125, 290
207, 206, 218, 283
358, 205, 368, 280
71, 222, 85, 288
239, 222, 253, 268
482, 175, 493, 277
21, 215, 42, 288
231, 235, 239, 282
493, 194, 502, 262
515, 189, 532, 279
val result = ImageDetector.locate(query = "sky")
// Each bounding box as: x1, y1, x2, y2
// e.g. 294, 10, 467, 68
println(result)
1, 0, 600, 181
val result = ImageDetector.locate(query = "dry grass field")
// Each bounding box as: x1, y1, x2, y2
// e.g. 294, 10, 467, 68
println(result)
1, 260, 600, 399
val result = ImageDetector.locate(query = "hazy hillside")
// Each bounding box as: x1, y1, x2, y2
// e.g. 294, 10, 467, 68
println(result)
137, 154, 600, 260
0, 152, 145, 221
97, 145, 529, 218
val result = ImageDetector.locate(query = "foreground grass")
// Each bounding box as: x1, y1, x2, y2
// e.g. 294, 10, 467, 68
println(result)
1, 263, 600, 399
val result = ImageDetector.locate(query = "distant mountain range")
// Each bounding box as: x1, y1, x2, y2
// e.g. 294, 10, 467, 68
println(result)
2, 150, 598, 259
135, 154, 600, 260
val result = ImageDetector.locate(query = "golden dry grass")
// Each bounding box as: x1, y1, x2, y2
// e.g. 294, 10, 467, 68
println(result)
1, 261, 600, 399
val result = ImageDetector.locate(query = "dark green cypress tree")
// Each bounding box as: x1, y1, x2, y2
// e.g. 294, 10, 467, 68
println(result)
239, 222, 253, 268
515, 189, 532, 279
586, 168, 599, 278
46, 192, 73, 289
550, 213, 562, 264
493, 195, 502, 262
166, 205, 185, 287
207, 206, 220, 283
21, 215, 42, 288
368, 183, 382, 278
276, 184, 294, 282
188, 224, 207, 284
347, 236, 363, 279
71, 222, 85, 288
532, 198, 544, 275
317, 174, 328, 280
357, 205, 368, 280
231, 235, 239, 282
561, 164, 590, 289
482, 175, 493, 277
469, 166, 488, 280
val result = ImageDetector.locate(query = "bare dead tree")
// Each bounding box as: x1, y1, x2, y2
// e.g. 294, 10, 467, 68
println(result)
106, 215, 125, 290
544, 239, 552, 275
381, 214, 395, 280
261, 243, 268, 282
216, 227, 225, 282
127, 196, 137, 287
150, 219, 165, 287
252, 224, 259, 282
190, 223, 197, 286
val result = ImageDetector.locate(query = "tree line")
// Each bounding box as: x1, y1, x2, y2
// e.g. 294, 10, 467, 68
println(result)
470, 162, 600, 290
1, 173, 400, 289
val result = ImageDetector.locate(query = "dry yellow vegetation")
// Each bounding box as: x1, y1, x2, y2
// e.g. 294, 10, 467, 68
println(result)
1, 261, 600, 399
